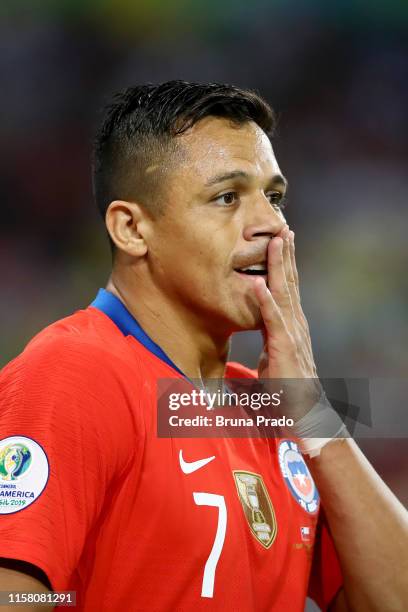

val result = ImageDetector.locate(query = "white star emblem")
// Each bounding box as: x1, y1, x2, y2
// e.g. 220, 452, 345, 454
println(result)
294, 470, 307, 487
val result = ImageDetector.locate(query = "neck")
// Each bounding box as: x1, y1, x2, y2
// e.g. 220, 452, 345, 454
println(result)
106, 270, 231, 381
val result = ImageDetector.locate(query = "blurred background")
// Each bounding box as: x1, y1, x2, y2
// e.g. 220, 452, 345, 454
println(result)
0, 0, 407, 577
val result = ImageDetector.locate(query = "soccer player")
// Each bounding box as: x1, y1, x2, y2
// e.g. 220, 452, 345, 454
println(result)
0, 81, 407, 611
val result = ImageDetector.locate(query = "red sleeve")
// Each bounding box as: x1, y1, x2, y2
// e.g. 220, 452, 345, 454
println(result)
308, 511, 344, 611
0, 335, 137, 590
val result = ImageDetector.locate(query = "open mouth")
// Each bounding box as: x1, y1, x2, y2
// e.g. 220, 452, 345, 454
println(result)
235, 264, 268, 276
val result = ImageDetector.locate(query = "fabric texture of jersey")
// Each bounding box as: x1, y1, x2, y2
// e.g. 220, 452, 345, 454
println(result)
0, 291, 343, 611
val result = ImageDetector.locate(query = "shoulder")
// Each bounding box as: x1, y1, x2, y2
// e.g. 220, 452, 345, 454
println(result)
2, 306, 130, 381
25, 305, 125, 363
0, 306, 141, 420
0, 307, 140, 464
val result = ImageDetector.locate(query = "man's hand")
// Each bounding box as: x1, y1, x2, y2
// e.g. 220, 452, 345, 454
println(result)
254, 227, 321, 420
254, 227, 315, 379
253, 230, 408, 612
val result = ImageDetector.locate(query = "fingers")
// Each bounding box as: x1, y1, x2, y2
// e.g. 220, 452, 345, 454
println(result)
287, 232, 311, 335
286, 231, 305, 323
282, 228, 295, 286
287, 231, 300, 299
267, 234, 293, 314
277, 227, 316, 375
253, 277, 292, 345
255, 237, 317, 378
281, 228, 299, 315
253, 277, 302, 377
287, 230, 316, 374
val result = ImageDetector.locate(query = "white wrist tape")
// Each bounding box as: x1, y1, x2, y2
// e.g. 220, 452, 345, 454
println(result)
293, 392, 348, 457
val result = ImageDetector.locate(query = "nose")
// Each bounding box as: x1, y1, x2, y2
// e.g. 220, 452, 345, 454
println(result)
242, 194, 286, 241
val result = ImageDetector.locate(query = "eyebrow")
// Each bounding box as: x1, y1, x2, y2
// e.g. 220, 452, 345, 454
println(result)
204, 170, 288, 189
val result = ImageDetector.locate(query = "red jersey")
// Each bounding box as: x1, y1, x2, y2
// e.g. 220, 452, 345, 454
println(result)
0, 289, 342, 611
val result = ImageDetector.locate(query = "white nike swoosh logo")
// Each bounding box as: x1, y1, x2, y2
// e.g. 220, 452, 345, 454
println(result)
179, 450, 216, 474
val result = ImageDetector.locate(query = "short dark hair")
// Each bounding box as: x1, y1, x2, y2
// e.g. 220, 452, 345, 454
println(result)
92, 80, 276, 246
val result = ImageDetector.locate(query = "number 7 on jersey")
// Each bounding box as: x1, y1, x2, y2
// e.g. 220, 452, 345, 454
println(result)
193, 492, 227, 598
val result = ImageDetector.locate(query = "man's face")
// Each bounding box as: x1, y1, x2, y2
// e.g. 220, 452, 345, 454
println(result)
145, 117, 287, 333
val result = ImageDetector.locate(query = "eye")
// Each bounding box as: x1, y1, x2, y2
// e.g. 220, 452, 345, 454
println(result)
266, 191, 287, 211
214, 191, 239, 207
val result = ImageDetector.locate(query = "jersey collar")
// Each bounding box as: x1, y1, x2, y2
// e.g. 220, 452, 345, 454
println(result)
90, 288, 185, 377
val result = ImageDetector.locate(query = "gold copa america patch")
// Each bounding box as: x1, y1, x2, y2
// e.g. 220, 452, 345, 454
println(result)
233, 471, 277, 549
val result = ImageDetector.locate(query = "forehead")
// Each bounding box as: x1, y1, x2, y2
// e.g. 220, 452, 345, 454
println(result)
175, 117, 281, 183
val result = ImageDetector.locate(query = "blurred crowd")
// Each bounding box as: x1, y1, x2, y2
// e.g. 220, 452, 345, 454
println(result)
1, 1, 407, 505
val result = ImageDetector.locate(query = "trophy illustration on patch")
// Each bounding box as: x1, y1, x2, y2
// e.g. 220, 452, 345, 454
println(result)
0, 443, 32, 482
233, 471, 277, 548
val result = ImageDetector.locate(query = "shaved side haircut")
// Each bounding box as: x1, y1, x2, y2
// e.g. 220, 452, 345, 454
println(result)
92, 80, 276, 250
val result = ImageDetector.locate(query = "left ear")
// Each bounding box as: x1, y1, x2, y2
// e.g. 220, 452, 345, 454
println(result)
105, 199, 148, 257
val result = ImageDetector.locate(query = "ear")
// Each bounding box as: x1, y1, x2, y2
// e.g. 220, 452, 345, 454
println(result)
105, 200, 148, 257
